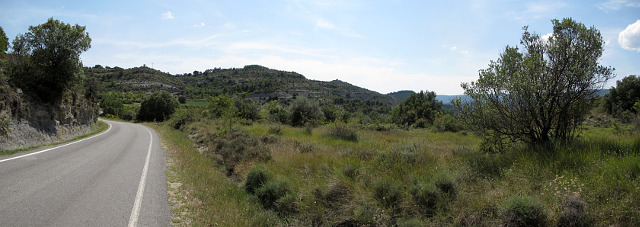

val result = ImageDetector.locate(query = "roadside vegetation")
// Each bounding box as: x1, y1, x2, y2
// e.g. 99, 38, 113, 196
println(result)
140, 18, 640, 226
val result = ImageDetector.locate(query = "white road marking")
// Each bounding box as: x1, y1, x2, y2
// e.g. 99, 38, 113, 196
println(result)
128, 127, 153, 227
0, 120, 112, 163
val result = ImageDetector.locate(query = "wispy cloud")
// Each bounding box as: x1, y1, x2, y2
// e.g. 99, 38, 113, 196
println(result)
161, 11, 174, 20
598, 0, 640, 12
510, 1, 567, 22
315, 18, 335, 29
94, 34, 222, 49
193, 22, 205, 28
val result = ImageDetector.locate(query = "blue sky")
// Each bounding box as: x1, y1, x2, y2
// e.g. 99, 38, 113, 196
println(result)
1, 0, 639, 95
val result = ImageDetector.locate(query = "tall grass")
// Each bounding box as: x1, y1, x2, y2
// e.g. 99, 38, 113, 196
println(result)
155, 119, 640, 226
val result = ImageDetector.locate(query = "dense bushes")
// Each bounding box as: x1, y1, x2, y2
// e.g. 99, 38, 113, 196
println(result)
390, 90, 442, 128
326, 122, 358, 141
136, 91, 179, 122
289, 96, 323, 127
245, 164, 294, 214
502, 195, 547, 227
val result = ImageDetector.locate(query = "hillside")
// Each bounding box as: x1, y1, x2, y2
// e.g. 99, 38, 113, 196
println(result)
85, 64, 398, 115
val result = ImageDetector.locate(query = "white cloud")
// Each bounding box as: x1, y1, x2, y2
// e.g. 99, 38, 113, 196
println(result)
619, 20, 640, 52
193, 22, 205, 28
598, 0, 640, 11
162, 11, 174, 20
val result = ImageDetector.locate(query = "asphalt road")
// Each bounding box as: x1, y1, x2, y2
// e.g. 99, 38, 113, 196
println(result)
0, 120, 170, 226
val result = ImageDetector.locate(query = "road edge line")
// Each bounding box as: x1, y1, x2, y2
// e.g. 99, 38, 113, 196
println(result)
128, 127, 154, 227
0, 120, 113, 163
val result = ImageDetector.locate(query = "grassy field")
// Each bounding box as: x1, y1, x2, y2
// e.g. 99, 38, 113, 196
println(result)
153, 119, 640, 226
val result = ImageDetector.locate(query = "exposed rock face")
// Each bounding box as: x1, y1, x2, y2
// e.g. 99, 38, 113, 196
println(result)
0, 88, 99, 151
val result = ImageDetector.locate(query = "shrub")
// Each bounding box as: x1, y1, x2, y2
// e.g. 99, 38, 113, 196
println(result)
411, 182, 439, 214
390, 90, 442, 127
208, 128, 271, 172
469, 152, 515, 178
137, 91, 179, 122
264, 100, 289, 124
245, 164, 271, 194
169, 107, 195, 129
234, 98, 259, 120
289, 96, 323, 127
255, 178, 290, 209
373, 179, 402, 208
433, 113, 464, 132
327, 122, 358, 142
434, 170, 456, 198
294, 141, 315, 153
502, 195, 547, 227
557, 195, 589, 227
267, 125, 282, 135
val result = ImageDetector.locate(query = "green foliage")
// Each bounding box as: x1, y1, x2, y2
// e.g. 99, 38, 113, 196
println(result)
137, 91, 179, 122
9, 18, 91, 103
326, 122, 358, 141
411, 181, 439, 214
0, 26, 8, 55
373, 178, 402, 208
234, 97, 259, 121
469, 152, 515, 178
604, 75, 640, 116
264, 101, 289, 124
557, 195, 589, 227
206, 128, 271, 174
177, 96, 186, 104
391, 90, 442, 128
502, 195, 547, 227
434, 170, 456, 197
455, 18, 613, 146
245, 164, 272, 194
169, 107, 200, 129
255, 178, 290, 210
289, 96, 323, 127
99, 93, 124, 116
433, 112, 464, 132
207, 94, 234, 119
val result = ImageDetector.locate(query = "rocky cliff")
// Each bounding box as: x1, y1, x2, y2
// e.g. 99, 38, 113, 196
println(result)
0, 86, 99, 151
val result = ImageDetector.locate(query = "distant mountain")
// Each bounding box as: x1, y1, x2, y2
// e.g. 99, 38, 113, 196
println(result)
386, 90, 415, 101
84, 64, 397, 114
386, 90, 467, 105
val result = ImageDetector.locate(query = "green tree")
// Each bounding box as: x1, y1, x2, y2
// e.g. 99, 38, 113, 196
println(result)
208, 94, 235, 119
454, 18, 614, 146
9, 18, 91, 103
604, 75, 640, 115
100, 93, 124, 116
137, 91, 179, 122
289, 96, 323, 127
0, 26, 8, 55
390, 90, 442, 128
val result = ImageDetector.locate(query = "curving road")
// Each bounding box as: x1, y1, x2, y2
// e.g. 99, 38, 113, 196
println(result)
0, 120, 170, 226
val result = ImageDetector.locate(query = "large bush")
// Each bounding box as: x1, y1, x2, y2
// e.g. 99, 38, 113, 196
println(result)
390, 90, 442, 128
604, 75, 640, 116
455, 18, 613, 146
136, 91, 179, 122
502, 195, 547, 227
289, 96, 323, 127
